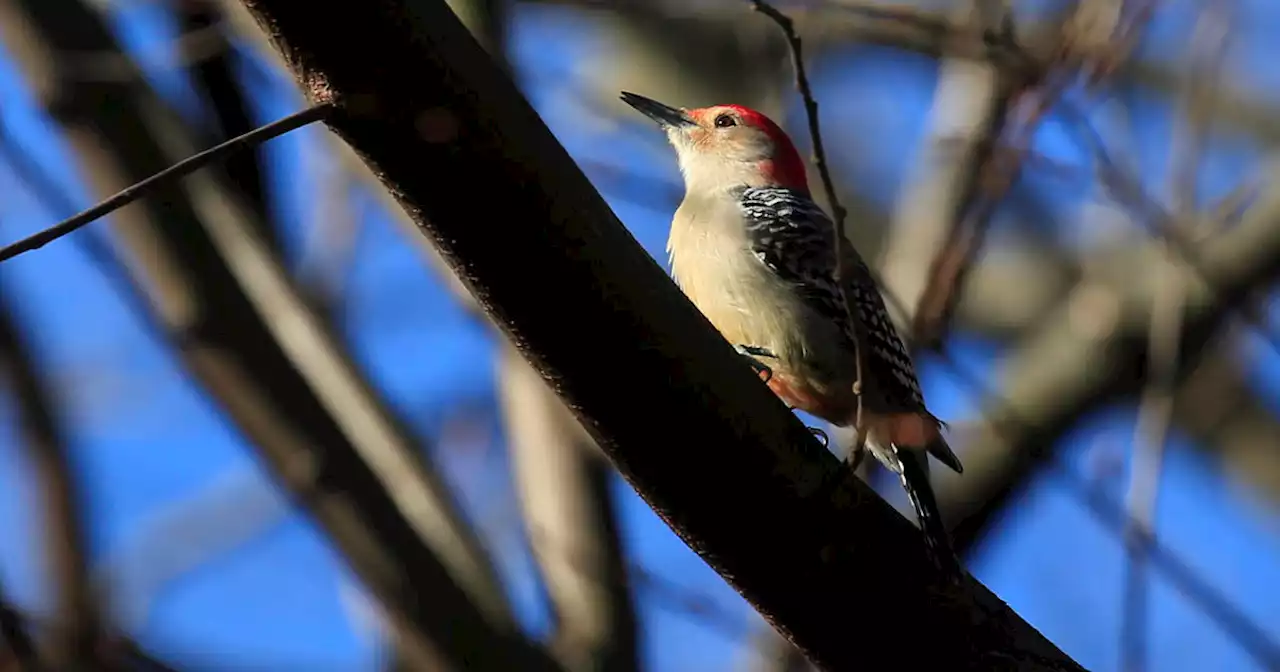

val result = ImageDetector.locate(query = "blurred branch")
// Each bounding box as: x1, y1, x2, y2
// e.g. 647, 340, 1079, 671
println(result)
1171, 341, 1280, 500
933, 165, 1280, 551
460, 1, 639, 665
175, 0, 275, 250
916, 303, 1280, 668
231, 0, 1084, 668
1119, 223, 1179, 672
1049, 445, 1280, 668
95, 468, 291, 633
877, 2, 1012, 337
1070, 111, 1280, 354
0, 290, 100, 668
0, 1, 545, 669
294, 146, 361, 316
1122, 5, 1230, 669
500, 345, 639, 672
0, 581, 38, 669
909, 0, 1152, 346
533, 0, 1280, 153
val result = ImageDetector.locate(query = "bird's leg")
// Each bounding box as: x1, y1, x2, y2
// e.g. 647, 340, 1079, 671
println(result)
735, 344, 778, 385
845, 442, 868, 472
735, 345, 835, 446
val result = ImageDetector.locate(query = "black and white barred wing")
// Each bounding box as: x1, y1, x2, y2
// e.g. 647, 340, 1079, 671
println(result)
736, 186, 856, 344
735, 185, 926, 413
837, 238, 926, 412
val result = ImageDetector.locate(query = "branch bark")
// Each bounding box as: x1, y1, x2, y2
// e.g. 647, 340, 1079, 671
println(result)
231, 0, 1086, 669
0, 1, 545, 669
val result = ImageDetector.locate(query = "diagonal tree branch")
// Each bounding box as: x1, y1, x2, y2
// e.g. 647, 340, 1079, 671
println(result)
230, 0, 1085, 668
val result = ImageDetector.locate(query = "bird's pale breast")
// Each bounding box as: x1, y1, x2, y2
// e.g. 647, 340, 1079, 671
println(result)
668, 197, 857, 421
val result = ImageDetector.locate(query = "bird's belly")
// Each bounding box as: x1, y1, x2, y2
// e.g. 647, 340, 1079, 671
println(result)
675, 255, 857, 418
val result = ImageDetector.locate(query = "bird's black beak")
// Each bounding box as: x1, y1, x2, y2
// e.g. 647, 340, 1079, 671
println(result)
620, 91, 696, 129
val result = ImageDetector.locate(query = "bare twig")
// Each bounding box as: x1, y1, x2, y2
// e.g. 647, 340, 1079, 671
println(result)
747, 0, 870, 464
0, 121, 169, 347
747, 1, 846, 227
0, 104, 332, 263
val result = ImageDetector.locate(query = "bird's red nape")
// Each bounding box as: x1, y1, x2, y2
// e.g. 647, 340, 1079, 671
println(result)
726, 105, 809, 192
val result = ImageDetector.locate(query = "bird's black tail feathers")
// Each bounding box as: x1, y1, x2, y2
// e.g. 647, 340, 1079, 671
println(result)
896, 448, 962, 584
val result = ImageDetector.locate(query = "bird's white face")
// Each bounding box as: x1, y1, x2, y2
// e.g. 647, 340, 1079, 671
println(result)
666, 106, 785, 193
619, 92, 808, 194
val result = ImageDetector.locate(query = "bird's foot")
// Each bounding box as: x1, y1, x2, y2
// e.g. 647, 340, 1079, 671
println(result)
808, 426, 830, 449
735, 344, 778, 384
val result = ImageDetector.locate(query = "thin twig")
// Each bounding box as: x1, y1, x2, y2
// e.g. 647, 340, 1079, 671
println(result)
0, 103, 333, 263
0, 121, 170, 347
748, 1, 847, 227
748, 0, 868, 462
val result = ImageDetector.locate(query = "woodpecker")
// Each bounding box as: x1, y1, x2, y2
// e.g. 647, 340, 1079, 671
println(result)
620, 91, 965, 576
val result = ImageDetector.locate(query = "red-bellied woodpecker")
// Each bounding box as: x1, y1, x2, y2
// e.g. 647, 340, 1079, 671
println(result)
620, 91, 965, 575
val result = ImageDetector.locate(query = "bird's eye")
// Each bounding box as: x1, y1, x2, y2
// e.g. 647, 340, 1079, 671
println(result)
714, 114, 737, 128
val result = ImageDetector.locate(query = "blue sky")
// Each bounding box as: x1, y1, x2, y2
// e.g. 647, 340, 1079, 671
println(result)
0, 1, 1276, 670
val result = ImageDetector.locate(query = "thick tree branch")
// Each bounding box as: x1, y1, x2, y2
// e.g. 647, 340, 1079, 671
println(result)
231, 1, 1084, 669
